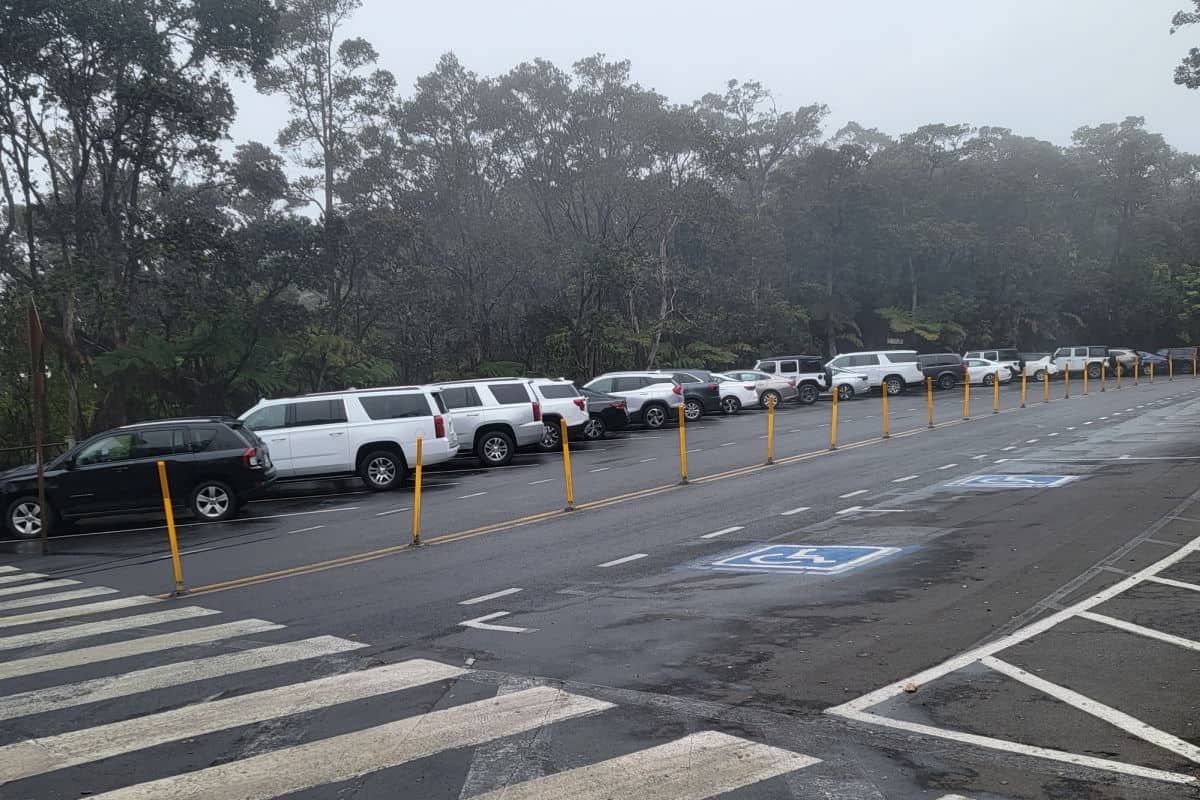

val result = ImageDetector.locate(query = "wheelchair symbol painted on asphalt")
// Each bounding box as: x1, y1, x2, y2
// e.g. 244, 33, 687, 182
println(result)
705, 545, 901, 575
946, 474, 1081, 489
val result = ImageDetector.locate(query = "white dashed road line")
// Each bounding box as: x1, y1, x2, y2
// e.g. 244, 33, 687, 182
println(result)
701, 526, 744, 539
459, 588, 523, 606
937, 463, 957, 470
892, 475, 919, 483
458, 611, 530, 633
528, 479, 554, 486
589, 467, 611, 473
374, 508, 408, 517
1001, 446, 1017, 451
839, 489, 868, 499
835, 506, 864, 515
457, 492, 488, 500
597, 553, 648, 568
780, 506, 811, 516
971, 454, 987, 460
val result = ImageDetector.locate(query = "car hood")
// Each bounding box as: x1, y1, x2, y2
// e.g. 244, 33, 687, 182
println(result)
0, 463, 38, 482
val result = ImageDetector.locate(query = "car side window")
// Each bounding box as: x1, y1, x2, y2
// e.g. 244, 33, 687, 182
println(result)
758, 362, 776, 373
290, 400, 347, 427
587, 378, 613, 393
488, 383, 532, 404
76, 433, 136, 466
129, 429, 178, 459
850, 354, 879, 367
243, 405, 286, 432
358, 394, 431, 420
612, 377, 643, 391
441, 386, 482, 409
779, 361, 799, 373
1088, 347, 1107, 357
828, 356, 848, 368
1053, 348, 1068, 358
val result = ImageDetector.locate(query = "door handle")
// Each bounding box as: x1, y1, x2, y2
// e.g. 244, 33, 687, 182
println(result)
329, 432, 345, 437
465, 412, 481, 417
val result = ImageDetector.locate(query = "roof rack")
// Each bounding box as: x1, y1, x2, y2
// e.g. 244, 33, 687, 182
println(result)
121, 416, 237, 429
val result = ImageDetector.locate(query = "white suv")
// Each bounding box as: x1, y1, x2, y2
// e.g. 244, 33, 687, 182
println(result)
825, 350, 924, 395
527, 378, 589, 450
435, 379, 545, 466
240, 387, 457, 491
583, 372, 683, 429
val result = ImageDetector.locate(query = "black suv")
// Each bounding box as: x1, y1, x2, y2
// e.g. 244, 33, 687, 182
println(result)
917, 353, 966, 390
1, 417, 275, 539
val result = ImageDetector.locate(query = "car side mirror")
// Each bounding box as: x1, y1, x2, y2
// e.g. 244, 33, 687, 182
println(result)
63, 456, 77, 470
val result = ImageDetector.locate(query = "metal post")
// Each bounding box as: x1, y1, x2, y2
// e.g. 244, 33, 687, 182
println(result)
1169, 355, 1174, 382
1043, 370, 1049, 403
412, 436, 423, 545
1083, 365, 1088, 395
1117, 361, 1121, 390
766, 393, 776, 464
678, 405, 688, 485
1193, 347, 1197, 380
964, 371, 970, 419
881, 385, 890, 439
926, 377, 934, 429
1135, 358, 1140, 386
1101, 361, 1106, 392
1151, 361, 1155, 384
992, 371, 999, 414
560, 418, 575, 511
156, 461, 185, 595
1020, 367, 1027, 408
830, 385, 839, 450
1064, 365, 1070, 399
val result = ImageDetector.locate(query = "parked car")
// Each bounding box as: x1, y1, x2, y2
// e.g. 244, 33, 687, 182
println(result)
1156, 347, 1197, 373
1020, 353, 1060, 383
3, 417, 275, 538
1137, 350, 1169, 371
1108, 347, 1139, 375
527, 379, 589, 451
579, 388, 629, 440
752, 355, 828, 405
712, 374, 759, 414
657, 370, 723, 421
826, 367, 871, 400
963, 348, 1024, 377
916, 353, 967, 390
1052, 346, 1113, 379
242, 387, 457, 488
825, 350, 924, 395
720, 369, 799, 408
964, 358, 1014, 385
583, 372, 683, 430
433, 379, 543, 467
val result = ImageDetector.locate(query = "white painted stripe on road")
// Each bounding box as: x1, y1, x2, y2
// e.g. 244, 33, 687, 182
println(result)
528, 479, 554, 485
719, 442, 736, 447
0, 596, 159, 630
1083, 421, 1094, 425
0, 606, 219, 652
86, 687, 612, 800
1078, 611, 1200, 653
1026, 439, 1038, 444
836, 506, 863, 515
0, 586, 116, 613
0, 659, 467, 784
1100, 416, 1109, 420
1048, 432, 1059, 437
0, 578, 79, 598
0, 636, 365, 722
458, 492, 488, 499
701, 526, 744, 539
469, 730, 820, 800
780, 506, 811, 516
0, 566, 15, 574
1001, 446, 1017, 451
459, 588, 523, 606
937, 463, 958, 470
0, 619, 285, 680
994, 458, 1009, 464
373, 508, 409, 516
971, 454, 987, 460
589, 467, 611, 473
639, 458, 657, 463
839, 489, 868, 499
1067, 426, 1076, 430
597, 553, 648, 568
288, 525, 325, 534
1145, 575, 1200, 593
459, 611, 529, 633
0, 571, 46, 585
983, 655, 1200, 763
892, 475, 919, 483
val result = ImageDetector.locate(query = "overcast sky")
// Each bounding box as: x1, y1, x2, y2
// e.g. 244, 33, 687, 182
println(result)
229, 0, 1200, 153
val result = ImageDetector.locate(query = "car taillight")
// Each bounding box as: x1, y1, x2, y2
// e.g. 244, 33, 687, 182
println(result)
243, 447, 262, 469
532, 401, 541, 421
434, 415, 446, 438
672, 385, 682, 395
612, 401, 626, 409
708, 383, 718, 391
574, 398, 586, 411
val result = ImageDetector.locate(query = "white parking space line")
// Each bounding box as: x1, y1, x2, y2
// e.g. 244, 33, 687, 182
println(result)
1048, 432, 1059, 437
85, 687, 611, 800
469, 731, 820, 800
0, 607, 219, 652
836, 506, 863, 515
0, 619, 285, 681
0, 578, 79, 598
892, 475, 919, 483
459, 588, 523, 606
1145, 575, 1200, 593
780, 506, 811, 516
1001, 446, 1017, 451
459, 611, 530, 633
528, 479, 555, 485
1100, 416, 1109, 420
639, 458, 657, 463
1026, 439, 1038, 444
1084, 421, 1094, 425
982, 656, 1200, 763
994, 458, 1009, 464
1067, 426, 1076, 431
288, 525, 325, 534
719, 442, 736, 447
0, 659, 467, 784
971, 454, 987, 460
373, 508, 409, 517
0, 636, 365, 722
597, 553, 649, 568
1078, 611, 1200, 652
839, 489, 868, 499
589, 467, 611, 473
701, 526, 744, 539
457, 492, 488, 500
937, 463, 958, 470
0, 586, 117, 613
0, 571, 46, 585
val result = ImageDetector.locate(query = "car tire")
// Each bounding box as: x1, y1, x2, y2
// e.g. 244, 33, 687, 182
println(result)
642, 404, 668, 429
937, 373, 956, 390
476, 429, 516, 467
983, 373, 995, 386
1033, 369, 1046, 383
797, 383, 820, 405
4, 495, 53, 540
358, 449, 405, 491
582, 416, 606, 441
759, 390, 782, 409
837, 383, 855, 401
538, 420, 562, 452
721, 396, 741, 415
684, 398, 704, 422
884, 375, 905, 395
189, 480, 237, 522
1087, 363, 1102, 379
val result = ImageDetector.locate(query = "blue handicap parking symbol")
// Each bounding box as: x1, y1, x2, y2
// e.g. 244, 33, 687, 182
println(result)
947, 474, 1080, 489
705, 545, 900, 575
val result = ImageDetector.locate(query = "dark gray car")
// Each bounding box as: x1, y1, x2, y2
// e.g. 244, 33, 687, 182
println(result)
657, 370, 723, 422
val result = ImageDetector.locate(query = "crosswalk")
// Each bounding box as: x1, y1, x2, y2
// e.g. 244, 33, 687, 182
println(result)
0, 565, 819, 799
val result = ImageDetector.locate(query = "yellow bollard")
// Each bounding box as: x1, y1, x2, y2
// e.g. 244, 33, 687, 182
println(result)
1064, 365, 1070, 399
156, 460, 185, 595
1083, 365, 1088, 395
1151, 361, 1155, 384
1135, 358, 1140, 386
926, 376, 934, 429
1193, 347, 1197, 379
412, 436, 423, 546
1020, 367, 1027, 408
992, 371, 999, 414
766, 393, 776, 464
964, 371, 971, 419
678, 405, 688, 484
560, 418, 575, 511
881, 384, 890, 439
1101, 361, 1106, 392
1169, 355, 1174, 382
1043, 369, 1049, 403
830, 385, 839, 450
1117, 361, 1121, 390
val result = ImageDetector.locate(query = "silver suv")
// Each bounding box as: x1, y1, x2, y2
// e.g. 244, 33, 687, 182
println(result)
583, 372, 683, 429
435, 379, 545, 467
527, 378, 589, 451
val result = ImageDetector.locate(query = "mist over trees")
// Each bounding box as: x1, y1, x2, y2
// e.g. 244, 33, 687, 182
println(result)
3, 0, 1200, 445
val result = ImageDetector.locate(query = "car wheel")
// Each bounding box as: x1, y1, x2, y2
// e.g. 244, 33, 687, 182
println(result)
983, 373, 995, 386
1087, 363, 1102, 379
538, 421, 562, 452
759, 390, 782, 409
476, 430, 515, 467
5, 496, 50, 540
1033, 369, 1046, 382
643, 404, 668, 429
359, 449, 404, 491
189, 480, 237, 522
837, 383, 855, 401
937, 373, 956, 390
884, 376, 905, 395
721, 396, 741, 415
797, 384, 820, 405
582, 416, 606, 440
684, 398, 703, 422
